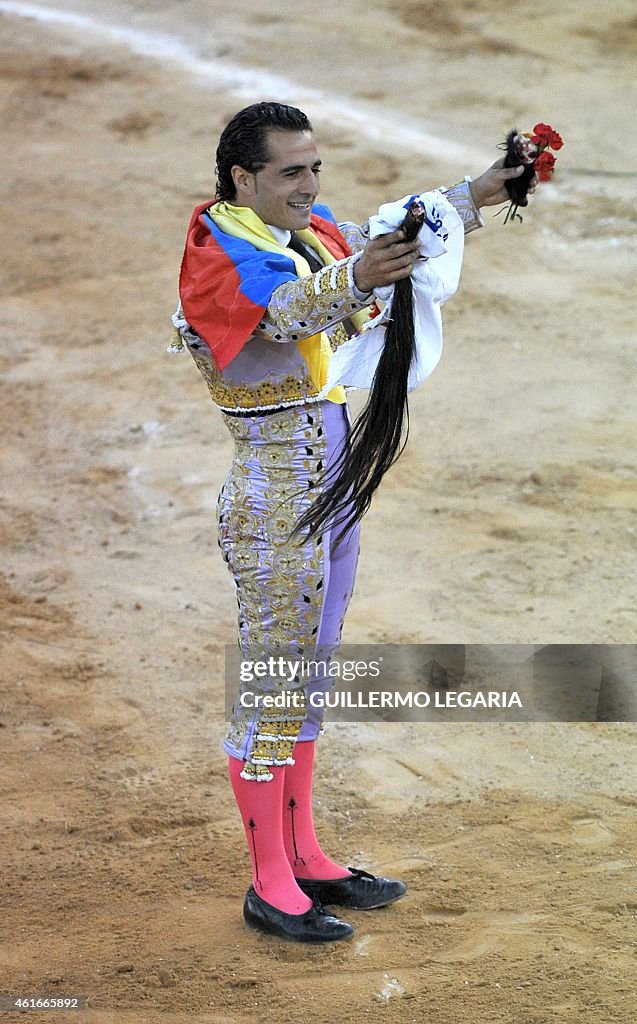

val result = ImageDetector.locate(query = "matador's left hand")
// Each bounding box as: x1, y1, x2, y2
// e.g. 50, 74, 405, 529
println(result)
469, 157, 539, 208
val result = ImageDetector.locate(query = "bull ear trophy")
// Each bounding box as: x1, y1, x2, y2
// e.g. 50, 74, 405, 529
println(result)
294, 200, 426, 546
500, 122, 563, 224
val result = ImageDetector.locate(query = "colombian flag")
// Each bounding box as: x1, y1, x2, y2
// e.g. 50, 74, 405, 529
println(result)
179, 201, 353, 372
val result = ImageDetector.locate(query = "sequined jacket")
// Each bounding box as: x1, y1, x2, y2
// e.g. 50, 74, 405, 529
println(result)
172, 182, 482, 414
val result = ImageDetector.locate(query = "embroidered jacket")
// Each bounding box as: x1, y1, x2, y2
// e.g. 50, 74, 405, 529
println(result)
172, 184, 482, 413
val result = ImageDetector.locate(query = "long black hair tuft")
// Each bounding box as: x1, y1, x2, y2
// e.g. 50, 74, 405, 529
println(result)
293, 200, 425, 546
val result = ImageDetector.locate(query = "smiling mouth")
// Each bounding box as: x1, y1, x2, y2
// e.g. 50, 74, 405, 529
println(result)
288, 201, 312, 209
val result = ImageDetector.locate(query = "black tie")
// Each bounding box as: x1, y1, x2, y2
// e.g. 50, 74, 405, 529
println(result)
288, 232, 325, 274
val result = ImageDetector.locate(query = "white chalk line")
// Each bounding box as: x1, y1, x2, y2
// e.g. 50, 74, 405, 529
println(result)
0, 0, 479, 163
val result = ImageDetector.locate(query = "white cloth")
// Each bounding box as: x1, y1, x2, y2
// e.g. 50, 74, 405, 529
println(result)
318, 190, 464, 396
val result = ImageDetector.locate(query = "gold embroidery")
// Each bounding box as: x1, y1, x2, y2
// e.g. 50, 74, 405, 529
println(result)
329, 322, 349, 353
220, 405, 329, 770
267, 275, 317, 330
240, 761, 274, 782
191, 347, 318, 412
250, 736, 297, 765
333, 264, 350, 292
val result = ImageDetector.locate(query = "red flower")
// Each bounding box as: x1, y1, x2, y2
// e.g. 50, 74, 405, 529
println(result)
534, 151, 556, 181
531, 122, 564, 150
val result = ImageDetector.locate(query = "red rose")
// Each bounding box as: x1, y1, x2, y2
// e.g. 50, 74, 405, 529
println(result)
531, 122, 563, 150
534, 151, 556, 181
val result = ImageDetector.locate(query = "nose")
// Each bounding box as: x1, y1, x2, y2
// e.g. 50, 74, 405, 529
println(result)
298, 167, 319, 194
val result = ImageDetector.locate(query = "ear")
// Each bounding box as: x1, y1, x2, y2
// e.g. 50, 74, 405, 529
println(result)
231, 164, 256, 199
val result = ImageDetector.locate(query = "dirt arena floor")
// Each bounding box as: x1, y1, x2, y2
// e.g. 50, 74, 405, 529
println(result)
1, 1, 636, 1021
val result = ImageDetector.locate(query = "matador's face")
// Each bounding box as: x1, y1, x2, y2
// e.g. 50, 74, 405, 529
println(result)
232, 129, 322, 231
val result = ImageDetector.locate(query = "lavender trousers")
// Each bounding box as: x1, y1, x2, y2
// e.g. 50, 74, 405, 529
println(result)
218, 401, 360, 781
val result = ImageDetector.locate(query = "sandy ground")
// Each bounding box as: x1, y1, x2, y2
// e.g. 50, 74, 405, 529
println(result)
1, 1, 636, 1021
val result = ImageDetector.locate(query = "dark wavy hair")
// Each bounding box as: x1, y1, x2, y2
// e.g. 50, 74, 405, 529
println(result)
215, 102, 313, 201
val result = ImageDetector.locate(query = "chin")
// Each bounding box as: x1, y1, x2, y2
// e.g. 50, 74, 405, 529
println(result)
287, 205, 313, 229
296, 212, 313, 229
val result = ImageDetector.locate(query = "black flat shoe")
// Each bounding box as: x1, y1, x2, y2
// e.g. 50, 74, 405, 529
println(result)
243, 886, 354, 943
295, 867, 407, 910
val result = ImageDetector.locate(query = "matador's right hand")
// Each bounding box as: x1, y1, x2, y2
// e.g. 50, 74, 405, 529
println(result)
353, 230, 420, 294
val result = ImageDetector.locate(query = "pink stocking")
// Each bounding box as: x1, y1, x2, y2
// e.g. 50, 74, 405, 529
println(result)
283, 740, 351, 880
228, 757, 312, 914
